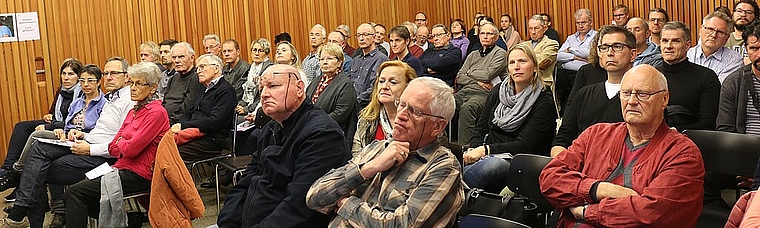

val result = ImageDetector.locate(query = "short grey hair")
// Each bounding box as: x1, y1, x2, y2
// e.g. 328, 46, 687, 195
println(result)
203, 34, 221, 45
105, 56, 129, 72
410, 77, 455, 122
575, 8, 592, 20
128, 62, 163, 86
337, 24, 351, 38
250, 38, 272, 54
196, 53, 224, 70
703, 11, 734, 35
402, 21, 418, 34
628, 17, 649, 31
530, 15, 547, 26
171, 42, 196, 56
662, 21, 691, 41
312, 24, 327, 38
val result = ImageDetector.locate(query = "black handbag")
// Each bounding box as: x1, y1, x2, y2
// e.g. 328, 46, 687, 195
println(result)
459, 188, 531, 223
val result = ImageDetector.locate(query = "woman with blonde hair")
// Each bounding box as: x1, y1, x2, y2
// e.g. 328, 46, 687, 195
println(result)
352, 61, 418, 154
462, 43, 557, 192
274, 41, 309, 86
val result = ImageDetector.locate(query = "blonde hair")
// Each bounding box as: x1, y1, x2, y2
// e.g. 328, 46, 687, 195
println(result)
276, 41, 302, 70
139, 41, 160, 62
506, 43, 543, 90
359, 61, 418, 121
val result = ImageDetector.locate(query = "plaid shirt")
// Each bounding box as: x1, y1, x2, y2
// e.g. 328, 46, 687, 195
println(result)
303, 52, 321, 85
306, 140, 463, 228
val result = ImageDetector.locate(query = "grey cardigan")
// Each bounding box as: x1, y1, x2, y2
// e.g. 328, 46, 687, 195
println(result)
717, 64, 753, 133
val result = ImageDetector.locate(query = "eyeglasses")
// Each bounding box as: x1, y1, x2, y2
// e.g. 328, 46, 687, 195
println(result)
619, 90, 666, 101
255, 71, 301, 83
395, 99, 444, 119
103, 71, 127, 77
197, 63, 219, 71
77, 78, 99, 84
575, 20, 590, 25
318, 56, 338, 62
735, 9, 756, 16
613, 13, 628, 18
126, 80, 151, 88
597, 42, 632, 53
204, 44, 219, 50
251, 48, 266, 53
431, 32, 448, 38
702, 26, 729, 37
649, 18, 666, 23
356, 33, 375, 38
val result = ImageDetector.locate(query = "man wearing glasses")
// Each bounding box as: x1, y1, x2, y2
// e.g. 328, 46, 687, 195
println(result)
203, 34, 223, 57
455, 22, 506, 145
612, 4, 630, 27
541, 64, 704, 227
414, 12, 428, 28
218, 64, 349, 227
551, 25, 633, 157
163, 42, 201, 124
0, 57, 135, 227
688, 12, 743, 83
419, 24, 463, 87
307, 77, 462, 228
349, 23, 389, 108
556, 9, 597, 115
728, 0, 760, 58
647, 8, 669, 46
170, 54, 235, 161
658, 21, 720, 132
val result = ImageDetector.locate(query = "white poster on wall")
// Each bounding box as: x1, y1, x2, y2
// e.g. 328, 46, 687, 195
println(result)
15, 12, 39, 41
0, 13, 18, 42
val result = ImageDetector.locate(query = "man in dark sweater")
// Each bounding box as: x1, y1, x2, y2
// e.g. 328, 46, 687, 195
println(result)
419, 24, 463, 87
656, 21, 720, 132
163, 42, 201, 124
170, 54, 236, 161
551, 25, 633, 157
221, 39, 251, 102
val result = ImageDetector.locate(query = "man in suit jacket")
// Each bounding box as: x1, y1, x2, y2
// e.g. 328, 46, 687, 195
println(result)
522, 15, 559, 89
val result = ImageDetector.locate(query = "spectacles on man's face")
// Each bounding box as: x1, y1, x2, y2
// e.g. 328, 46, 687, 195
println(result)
735, 9, 756, 16
431, 32, 448, 38
77, 78, 99, 84
103, 71, 127, 77
395, 99, 444, 119
196, 63, 219, 71
613, 13, 628, 18
619, 90, 667, 101
649, 18, 666, 24
251, 48, 266, 53
702, 26, 729, 37
126, 80, 151, 88
597, 42, 632, 53
356, 33, 375, 38
205, 44, 219, 51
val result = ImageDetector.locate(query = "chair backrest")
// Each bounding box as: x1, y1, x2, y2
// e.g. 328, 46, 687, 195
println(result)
683, 129, 760, 177
505, 154, 554, 212
459, 214, 530, 228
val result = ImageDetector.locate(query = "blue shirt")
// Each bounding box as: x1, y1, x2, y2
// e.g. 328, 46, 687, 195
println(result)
634, 42, 664, 68
0, 25, 11, 37
396, 52, 424, 77
65, 92, 106, 132
557, 30, 597, 71
349, 48, 388, 106
687, 45, 743, 83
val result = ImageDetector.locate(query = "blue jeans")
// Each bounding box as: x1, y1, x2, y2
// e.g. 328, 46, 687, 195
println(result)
463, 156, 510, 193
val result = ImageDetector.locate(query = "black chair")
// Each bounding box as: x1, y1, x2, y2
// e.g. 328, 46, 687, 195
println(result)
213, 155, 252, 214
683, 129, 760, 228
505, 154, 554, 227
459, 214, 530, 228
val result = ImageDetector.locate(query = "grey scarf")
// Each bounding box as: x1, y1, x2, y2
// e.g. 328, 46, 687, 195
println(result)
492, 80, 543, 132
99, 168, 127, 228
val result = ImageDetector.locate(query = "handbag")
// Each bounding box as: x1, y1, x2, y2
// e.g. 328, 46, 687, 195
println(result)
459, 188, 529, 223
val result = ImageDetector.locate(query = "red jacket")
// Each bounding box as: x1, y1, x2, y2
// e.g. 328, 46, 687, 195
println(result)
540, 122, 704, 227
149, 132, 205, 228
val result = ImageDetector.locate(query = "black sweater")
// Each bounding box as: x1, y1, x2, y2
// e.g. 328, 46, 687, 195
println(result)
567, 64, 607, 107
553, 82, 624, 148
181, 78, 236, 141
657, 60, 721, 131
468, 83, 557, 155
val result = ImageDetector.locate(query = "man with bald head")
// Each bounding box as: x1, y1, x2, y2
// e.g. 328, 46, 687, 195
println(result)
688, 11, 743, 83
541, 64, 704, 227
455, 22, 506, 145
349, 23, 389, 108
627, 17, 664, 67
218, 64, 349, 227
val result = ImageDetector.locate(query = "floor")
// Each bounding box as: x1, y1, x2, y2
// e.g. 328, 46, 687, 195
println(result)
0, 176, 225, 228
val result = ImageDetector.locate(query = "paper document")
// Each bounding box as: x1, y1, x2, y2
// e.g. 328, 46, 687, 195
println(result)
34, 137, 74, 147
85, 162, 114, 180
236, 121, 255, 132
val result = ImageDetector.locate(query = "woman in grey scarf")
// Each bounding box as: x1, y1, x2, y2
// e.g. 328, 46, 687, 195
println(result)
462, 43, 557, 193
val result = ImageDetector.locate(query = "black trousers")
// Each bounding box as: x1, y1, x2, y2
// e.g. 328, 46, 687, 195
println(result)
65, 170, 150, 227
555, 68, 578, 116
3, 120, 45, 170
178, 135, 229, 161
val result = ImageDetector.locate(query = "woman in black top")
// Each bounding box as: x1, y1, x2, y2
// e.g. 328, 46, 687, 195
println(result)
462, 43, 557, 192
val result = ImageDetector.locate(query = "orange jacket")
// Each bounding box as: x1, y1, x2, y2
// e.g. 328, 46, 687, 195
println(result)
149, 132, 205, 228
